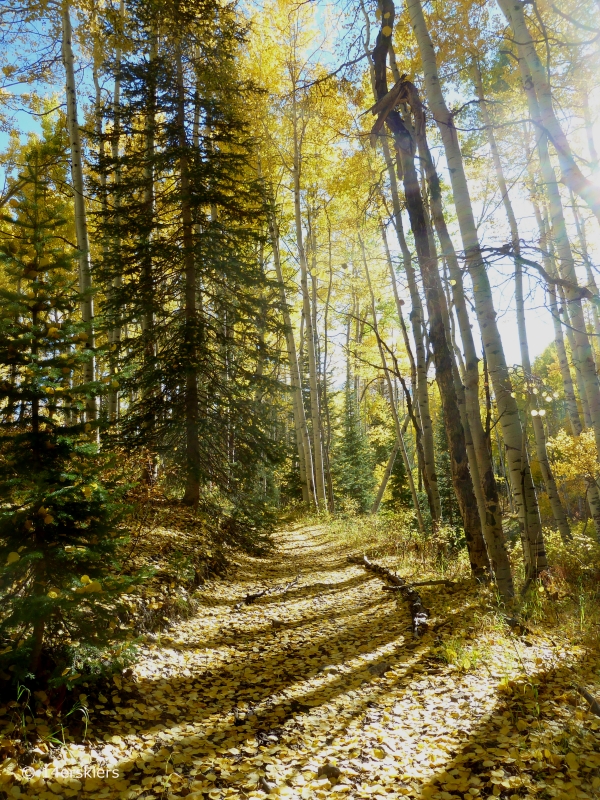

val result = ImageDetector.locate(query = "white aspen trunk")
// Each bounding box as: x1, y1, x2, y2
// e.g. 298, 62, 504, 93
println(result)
401, 77, 513, 597
407, 0, 547, 578
371, 441, 400, 514
380, 139, 441, 522
108, 14, 123, 422
268, 211, 316, 508
62, 0, 96, 422
473, 61, 571, 542
361, 239, 425, 533
498, 0, 600, 223
570, 193, 600, 363
357, 3, 441, 523
516, 54, 600, 467
582, 91, 599, 174
291, 88, 327, 509
534, 200, 600, 537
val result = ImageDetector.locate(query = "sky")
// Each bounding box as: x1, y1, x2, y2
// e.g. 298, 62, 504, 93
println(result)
1, 0, 598, 372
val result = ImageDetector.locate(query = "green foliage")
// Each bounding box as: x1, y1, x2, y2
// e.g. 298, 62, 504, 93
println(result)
332, 386, 376, 513
93, 0, 284, 541
0, 139, 142, 687
384, 446, 412, 510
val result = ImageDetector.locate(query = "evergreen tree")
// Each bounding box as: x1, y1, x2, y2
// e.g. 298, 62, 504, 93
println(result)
384, 445, 412, 510
333, 387, 375, 512
434, 412, 461, 530
94, 0, 283, 543
0, 139, 138, 686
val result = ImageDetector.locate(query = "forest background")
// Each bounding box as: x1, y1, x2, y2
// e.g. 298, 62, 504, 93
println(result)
0, 0, 599, 696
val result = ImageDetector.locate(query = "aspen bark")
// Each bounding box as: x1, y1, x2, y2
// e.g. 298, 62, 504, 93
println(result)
291, 88, 327, 509
62, 0, 96, 422
405, 0, 547, 578
517, 54, 600, 465
371, 441, 400, 515
472, 62, 570, 542
533, 200, 600, 537
268, 210, 316, 507
358, 3, 441, 523
400, 79, 513, 598
498, 0, 600, 223
369, 18, 490, 577
379, 140, 440, 522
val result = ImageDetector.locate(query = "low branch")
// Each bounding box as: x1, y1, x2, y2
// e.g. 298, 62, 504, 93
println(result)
347, 554, 429, 636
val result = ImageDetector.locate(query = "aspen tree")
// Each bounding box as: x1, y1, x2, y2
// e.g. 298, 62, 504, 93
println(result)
472, 61, 570, 542
267, 208, 316, 507
497, 0, 600, 223
361, 237, 425, 533
404, 0, 548, 578
290, 81, 327, 510
61, 0, 96, 422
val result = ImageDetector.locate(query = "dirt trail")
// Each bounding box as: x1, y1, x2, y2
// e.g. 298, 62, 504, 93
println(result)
8, 522, 600, 799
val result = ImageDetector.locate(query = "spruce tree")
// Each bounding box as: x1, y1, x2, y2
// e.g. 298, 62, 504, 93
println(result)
333, 387, 375, 512
0, 140, 137, 686
94, 0, 283, 544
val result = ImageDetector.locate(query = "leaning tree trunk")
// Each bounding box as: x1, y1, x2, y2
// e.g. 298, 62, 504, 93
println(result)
358, 5, 441, 524
62, 0, 96, 422
472, 61, 571, 543
497, 0, 600, 224
400, 78, 513, 599
268, 207, 316, 508
405, 0, 547, 579
517, 53, 600, 468
291, 88, 327, 510
369, 22, 490, 578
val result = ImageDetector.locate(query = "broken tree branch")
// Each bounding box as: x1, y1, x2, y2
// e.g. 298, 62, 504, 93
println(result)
347, 555, 429, 636
575, 685, 600, 717
233, 576, 299, 612
382, 578, 455, 589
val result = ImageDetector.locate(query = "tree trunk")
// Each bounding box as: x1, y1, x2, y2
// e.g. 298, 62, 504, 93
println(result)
290, 89, 327, 510
357, 4, 441, 525
399, 79, 513, 598
361, 239, 425, 534
379, 140, 440, 523
62, 0, 96, 422
371, 441, 400, 514
268, 208, 316, 507
472, 61, 570, 543
175, 47, 201, 506
405, 0, 547, 579
497, 0, 600, 223
517, 53, 600, 467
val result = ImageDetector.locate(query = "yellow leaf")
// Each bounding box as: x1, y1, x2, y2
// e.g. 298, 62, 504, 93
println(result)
565, 752, 578, 770
381, 25, 392, 36
373, 748, 386, 760
6, 552, 20, 565
80, 575, 91, 585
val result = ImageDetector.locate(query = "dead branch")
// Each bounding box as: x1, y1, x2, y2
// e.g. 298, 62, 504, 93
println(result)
575, 685, 600, 717
233, 575, 299, 612
347, 555, 429, 636
382, 578, 455, 589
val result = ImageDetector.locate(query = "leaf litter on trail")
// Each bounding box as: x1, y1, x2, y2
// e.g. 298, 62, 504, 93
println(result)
1, 522, 600, 800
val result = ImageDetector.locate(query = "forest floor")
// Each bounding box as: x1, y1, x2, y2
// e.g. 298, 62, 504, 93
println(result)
3, 519, 600, 800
